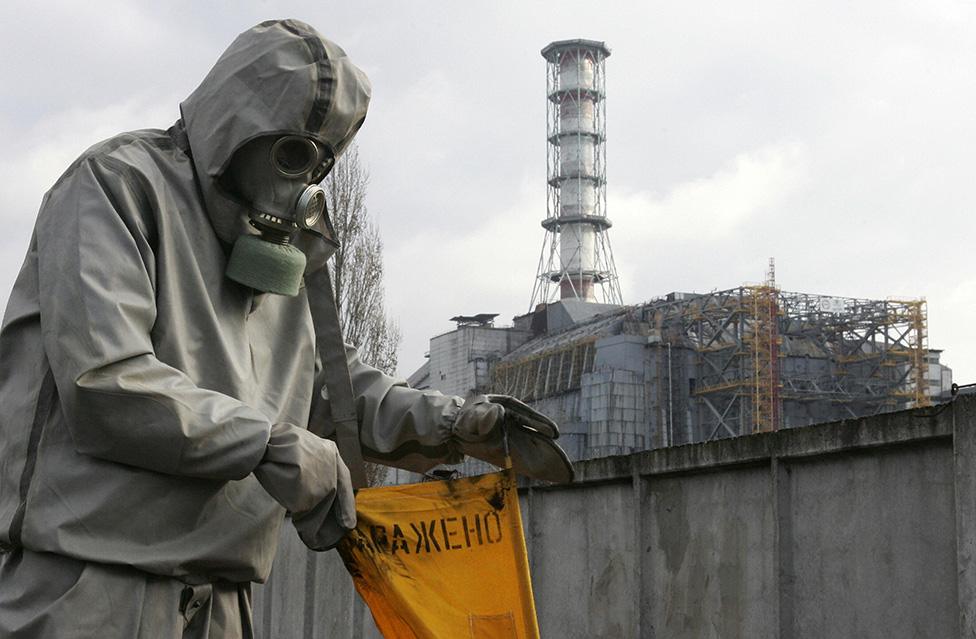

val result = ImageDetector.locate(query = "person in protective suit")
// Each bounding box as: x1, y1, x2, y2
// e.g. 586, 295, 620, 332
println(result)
0, 19, 571, 638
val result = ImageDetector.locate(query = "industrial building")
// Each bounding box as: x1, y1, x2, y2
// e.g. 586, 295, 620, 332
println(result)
410, 284, 951, 462
407, 38, 953, 466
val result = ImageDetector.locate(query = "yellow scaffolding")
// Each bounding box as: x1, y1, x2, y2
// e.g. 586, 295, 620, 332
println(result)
745, 283, 783, 433
888, 299, 930, 408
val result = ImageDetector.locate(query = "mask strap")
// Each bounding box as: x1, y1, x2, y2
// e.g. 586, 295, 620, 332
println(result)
306, 265, 369, 489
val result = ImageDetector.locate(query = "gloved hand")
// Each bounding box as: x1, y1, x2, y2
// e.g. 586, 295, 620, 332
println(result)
452, 394, 574, 484
452, 396, 505, 444
254, 422, 356, 551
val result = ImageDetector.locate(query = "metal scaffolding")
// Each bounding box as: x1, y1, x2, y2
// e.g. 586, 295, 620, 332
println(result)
747, 283, 782, 433
641, 289, 931, 438
490, 337, 597, 402
531, 39, 622, 308
491, 282, 931, 450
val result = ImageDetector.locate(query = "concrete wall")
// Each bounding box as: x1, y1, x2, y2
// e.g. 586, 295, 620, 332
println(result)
254, 395, 976, 638
426, 325, 532, 397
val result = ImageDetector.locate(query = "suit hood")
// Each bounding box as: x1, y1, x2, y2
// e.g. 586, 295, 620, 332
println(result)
180, 19, 370, 259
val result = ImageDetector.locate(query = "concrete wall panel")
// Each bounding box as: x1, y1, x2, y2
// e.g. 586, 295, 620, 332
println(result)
788, 442, 958, 639
528, 483, 637, 638
643, 467, 776, 638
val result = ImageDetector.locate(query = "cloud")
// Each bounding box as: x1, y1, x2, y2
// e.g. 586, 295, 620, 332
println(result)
612, 141, 809, 242
928, 278, 976, 385
385, 175, 543, 375
604, 142, 809, 301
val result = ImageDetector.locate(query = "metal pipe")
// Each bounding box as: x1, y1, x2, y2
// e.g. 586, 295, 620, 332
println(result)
668, 342, 674, 447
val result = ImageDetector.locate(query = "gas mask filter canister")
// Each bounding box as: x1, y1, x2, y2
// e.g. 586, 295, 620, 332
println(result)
225, 136, 337, 296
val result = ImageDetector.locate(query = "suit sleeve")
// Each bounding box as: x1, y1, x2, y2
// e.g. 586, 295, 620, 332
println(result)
310, 343, 463, 474
35, 157, 271, 480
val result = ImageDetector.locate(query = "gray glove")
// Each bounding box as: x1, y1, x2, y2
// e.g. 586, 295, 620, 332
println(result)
452, 397, 505, 444
254, 422, 357, 551
453, 394, 574, 484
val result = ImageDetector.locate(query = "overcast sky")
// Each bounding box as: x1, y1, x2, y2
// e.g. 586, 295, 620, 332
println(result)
1, 1, 974, 384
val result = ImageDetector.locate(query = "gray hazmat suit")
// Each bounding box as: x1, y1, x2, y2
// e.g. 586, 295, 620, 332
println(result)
0, 20, 464, 637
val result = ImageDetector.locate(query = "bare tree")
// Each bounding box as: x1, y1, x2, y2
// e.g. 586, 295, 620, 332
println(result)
324, 143, 400, 485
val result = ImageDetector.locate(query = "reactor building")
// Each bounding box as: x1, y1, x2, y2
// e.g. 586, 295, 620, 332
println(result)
406, 39, 953, 469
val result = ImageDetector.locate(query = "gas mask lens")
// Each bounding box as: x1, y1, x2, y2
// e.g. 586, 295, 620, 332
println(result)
271, 136, 320, 177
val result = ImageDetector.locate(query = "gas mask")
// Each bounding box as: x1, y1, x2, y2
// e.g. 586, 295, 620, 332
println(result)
223, 135, 338, 296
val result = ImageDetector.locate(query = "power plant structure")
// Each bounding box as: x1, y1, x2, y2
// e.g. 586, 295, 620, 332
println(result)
411, 278, 949, 464
531, 39, 622, 307
405, 39, 953, 473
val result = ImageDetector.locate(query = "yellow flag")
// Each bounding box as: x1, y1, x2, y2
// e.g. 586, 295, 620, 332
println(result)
339, 469, 541, 639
